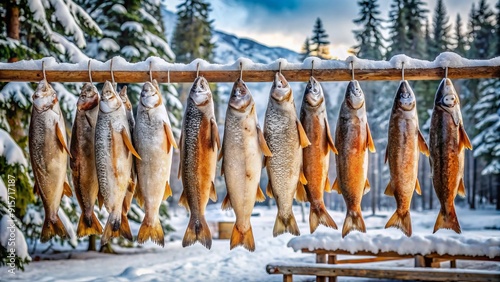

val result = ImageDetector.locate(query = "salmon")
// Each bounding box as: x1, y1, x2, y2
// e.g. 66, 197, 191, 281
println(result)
384, 80, 429, 236
220, 78, 271, 251
300, 76, 338, 233
429, 78, 472, 234
332, 80, 375, 238
70, 82, 102, 238
178, 77, 219, 249
95, 81, 141, 246
264, 72, 310, 237
29, 79, 72, 242
134, 80, 177, 247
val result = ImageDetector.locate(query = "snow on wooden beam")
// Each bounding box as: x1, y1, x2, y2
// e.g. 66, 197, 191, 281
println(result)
0, 66, 499, 83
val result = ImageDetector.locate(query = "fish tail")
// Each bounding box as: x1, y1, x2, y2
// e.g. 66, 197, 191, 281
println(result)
230, 224, 255, 252
273, 213, 300, 237
385, 209, 412, 237
182, 216, 212, 249
342, 209, 366, 238
101, 213, 121, 246
41, 213, 68, 243
120, 211, 133, 241
309, 204, 337, 233
433, 206, 461, 234
137, 217, 165, 247
76, 212, 103, 238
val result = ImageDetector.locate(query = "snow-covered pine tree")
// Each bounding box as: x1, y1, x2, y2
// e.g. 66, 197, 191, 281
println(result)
352, 0, 385, 60
404, 0, 428, 59
468, 0, 495, 59
387, 0, 409, 57
454, 14, 467, 55
310, 18, 331, 59
430, 0, 452, 58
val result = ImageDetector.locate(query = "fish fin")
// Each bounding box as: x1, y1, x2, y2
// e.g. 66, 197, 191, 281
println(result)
324, 177, 332, 193
137, 218, 164, 247
221, 194, 232, 210
230, 224, 255, 252
342, 209, 366, 238
56, 122, 72, 158
76, 212, 103, 238
121, 129, 141, 160
266, 181, 274, 198
262, 156, 268, 168
178, 191, 189, 212
63, 182, 73, 197
296, 119, 311, 148
384, 148, 388, 164
332, 178, 341, 194
128, 178, 135, 193
299, 170, 308, 185
33, 182, 39, 196
256, 185, 266, 202
257, 126, 272, 156
163, 181, 172, 201
210, 118, 220, 151
325, 117, 338, 154
217, 148, 223, 161
182, 216, 212, 249
40, 214, 69, 243
164, 122, 178, 150
97, 190, 104, 210
210, 181, 217, 202
459, 124, 473, 150
220, 164, 224, 176
309, 205, 337, 233
366, 123, 376, 153
295, 182, 308, 202
417, 129, 430, 156
384, 181, 394, 197
363, 179, 371, 195
457, 178, 466, 198
273, 213, 300, 237
385, 210, 412, 237
415, 179, 422, 195
433, 207, 461, 234
120, 212, 133, 241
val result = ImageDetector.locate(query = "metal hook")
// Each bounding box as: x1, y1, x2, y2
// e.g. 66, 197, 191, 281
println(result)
311, 60, 314, 77
445, 67, 448, 79
278, 61, 282, 74
42, 60, 47, 81
196, 62, 200, 77
88, 60, 93, 84
401, 62, 405, 81
149, 61, 153, 82
110, 58, 115, 85
239, 62, 243, 80
350, 61, 354, 81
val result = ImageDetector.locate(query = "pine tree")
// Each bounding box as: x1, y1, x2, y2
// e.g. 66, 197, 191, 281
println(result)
300, 37, 312, 61
454, 14, 467, 55
430, 0, 452, 58
404, 0, 428, 58
468, 0, 495, 59
424, 19, 433, 60
352, 0, 385, 60
172, 0, 215, 63
387, 0, 409, 57
310, 18, 331, 59
496, 0, 500, 56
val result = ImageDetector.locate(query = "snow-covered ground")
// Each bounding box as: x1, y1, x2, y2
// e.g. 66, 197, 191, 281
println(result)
6, 205, 500, 282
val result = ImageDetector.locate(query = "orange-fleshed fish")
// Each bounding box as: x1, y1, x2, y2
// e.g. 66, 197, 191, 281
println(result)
178, 77, 219, 249
70, 82, 102, 238
429, 78, 472, 234
29, 79, 72, 242
384, 80, 429, 237
332, 80, 375, 238
134, 80, 177, 247
299, 76, 338, 233
264, 72, 310, 237
95, 81, 141, 246
220, 78, 271, 251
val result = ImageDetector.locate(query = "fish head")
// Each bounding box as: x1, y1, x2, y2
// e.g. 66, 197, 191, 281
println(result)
229, 78, 253, 112
345, 80, 365, 110
189, 76, 212, 106
99, 81, 122, 113
77, 83, 99, 111
32, 79, 58, 112
435, 78, 459, 108
140, 81, 163, 109
271, 72, 292, 102
118, 86, 132, 110
396, 80, 416, 111
304, 76, 324, 107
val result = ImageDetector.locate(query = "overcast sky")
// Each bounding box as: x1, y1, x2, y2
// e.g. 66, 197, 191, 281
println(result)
167, 0, 497, 59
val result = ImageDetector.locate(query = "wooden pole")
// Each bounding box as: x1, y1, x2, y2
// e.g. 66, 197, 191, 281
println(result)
0, 66, 499, 83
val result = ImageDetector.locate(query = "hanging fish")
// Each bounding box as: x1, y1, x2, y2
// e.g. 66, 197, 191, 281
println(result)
178, 76, 219, 249
429, 78, 472, 234
95, 81, 141, 246
332, 80, 375, 238
264, 72, 310, 237
220, 78, 271, 251
29, 79, 72, 242
70, 82, 102, 238
300, 76, 338, 234
134, 80, 177, 247
384, 80, 429, 237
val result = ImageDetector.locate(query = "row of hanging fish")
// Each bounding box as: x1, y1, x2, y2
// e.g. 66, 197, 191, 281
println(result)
28, 71, 472, 252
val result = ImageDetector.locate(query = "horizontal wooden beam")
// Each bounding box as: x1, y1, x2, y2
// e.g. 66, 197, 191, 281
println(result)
0, 66, 499, 83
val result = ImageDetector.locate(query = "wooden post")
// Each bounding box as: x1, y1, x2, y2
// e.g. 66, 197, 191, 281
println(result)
328, 255, 338, 282
414, 255, 425, 267
316, 254, 327, 282
283, 274, 293, 282
450, 260, 457, 268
